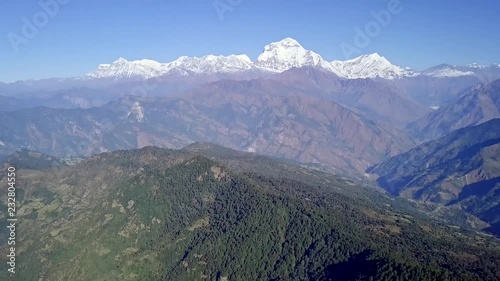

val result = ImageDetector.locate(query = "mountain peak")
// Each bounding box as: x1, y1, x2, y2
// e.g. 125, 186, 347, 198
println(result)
269, 37, 303, 48
465, 62, 500, 69
423, 64, 476, 78
260, 38, 306, 54
233, 54, 252, 63
364, 52, 382, 59
356, 53, 389, 64
114, 57, 128, 64
467, 63, 486, 69
87, 57, 167, 79
336, 53, 417, 79
256, 37, 334, 73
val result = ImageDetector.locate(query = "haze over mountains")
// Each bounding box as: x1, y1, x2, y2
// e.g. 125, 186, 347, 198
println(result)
2, 38, 499, 118
1, 38, 499, 175
0, 82, 415, 175
407, 80, 500, 142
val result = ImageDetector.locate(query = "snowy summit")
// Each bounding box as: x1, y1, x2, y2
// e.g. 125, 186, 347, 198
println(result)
85, 37, 488, 80
254, 38, 334, 73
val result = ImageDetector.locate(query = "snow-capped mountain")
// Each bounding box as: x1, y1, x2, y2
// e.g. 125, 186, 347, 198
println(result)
254, 38, 339, 74
467, 63, 488, 69
423, 63, 500, 80
333, 53, 418, 80
86, 54, 255, 79
423, 64, 476, 78
166, 54, 254, 74
86, 58, 169, 79
85, 38, 419, 80
83, 38, 498, 81
465, 63, 500, 69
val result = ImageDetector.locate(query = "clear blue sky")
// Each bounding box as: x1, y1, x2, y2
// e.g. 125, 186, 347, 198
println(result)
1, 0, 499, 82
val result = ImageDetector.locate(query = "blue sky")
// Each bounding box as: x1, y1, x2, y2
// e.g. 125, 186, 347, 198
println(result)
1, 0, 499, 82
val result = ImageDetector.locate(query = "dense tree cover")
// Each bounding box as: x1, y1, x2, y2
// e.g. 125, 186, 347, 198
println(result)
0, 147, 499, 280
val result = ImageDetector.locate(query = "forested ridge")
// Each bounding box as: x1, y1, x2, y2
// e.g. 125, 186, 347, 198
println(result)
0, 146, 499, 280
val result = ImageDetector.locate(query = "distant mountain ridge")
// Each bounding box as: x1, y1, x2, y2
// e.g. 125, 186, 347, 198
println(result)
87, 55, 257, 80
3, 38, 500, 118
0, 82, 416, 175
423, 63, 500, 78
407, 79, 500, 142
84, 38, 417, 80
82, 38, 499, 81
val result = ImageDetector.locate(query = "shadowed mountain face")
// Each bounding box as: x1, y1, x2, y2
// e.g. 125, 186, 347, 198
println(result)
407, 79, 500, 142
0, 82, 415, 175
0, 145, 499, 280
368, 119, 500, 234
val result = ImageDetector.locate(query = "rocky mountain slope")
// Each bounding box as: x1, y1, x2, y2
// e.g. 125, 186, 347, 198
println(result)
272, 67, 430, 126
407, 79, 500, 142
368, 119, 500, 235
0, 82, 415, 175
0, 145, 499, 280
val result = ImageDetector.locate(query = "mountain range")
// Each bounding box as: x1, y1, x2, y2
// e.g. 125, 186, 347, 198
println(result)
0, 38, 499, 183
81, 38, 500, 81
83, 38, 415, 80
2, 38, 499, 119
0, 81, 416, 176
2, 27, 500, 85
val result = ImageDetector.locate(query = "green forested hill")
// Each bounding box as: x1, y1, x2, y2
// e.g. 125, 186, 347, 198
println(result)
0, 146, 499, 280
